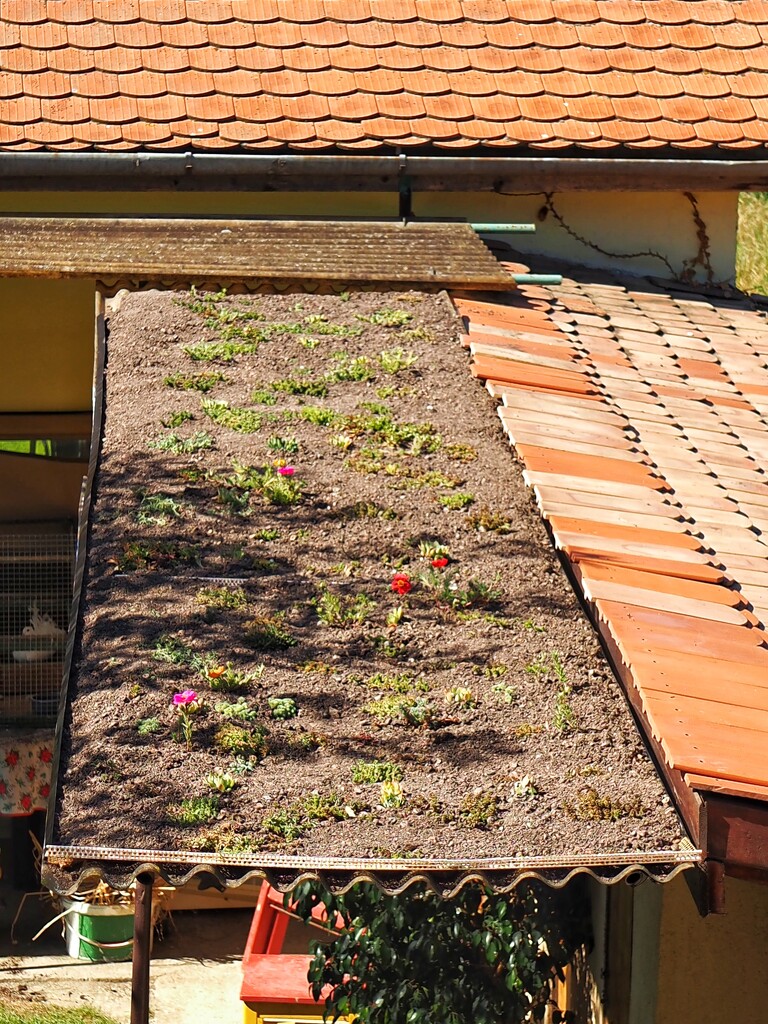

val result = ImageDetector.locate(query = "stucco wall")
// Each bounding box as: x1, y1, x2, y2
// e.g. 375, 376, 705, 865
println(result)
0, 278, 95, 412
0, 189, 739, 285
655, 873, 768, 1024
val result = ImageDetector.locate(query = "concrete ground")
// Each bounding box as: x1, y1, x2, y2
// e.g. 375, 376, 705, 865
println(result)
0, 887, 253, 1022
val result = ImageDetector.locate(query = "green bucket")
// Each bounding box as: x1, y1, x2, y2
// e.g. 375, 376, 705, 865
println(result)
62, 898, 135, 962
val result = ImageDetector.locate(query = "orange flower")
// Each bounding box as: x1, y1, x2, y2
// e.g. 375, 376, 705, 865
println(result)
207, 666, 226, 679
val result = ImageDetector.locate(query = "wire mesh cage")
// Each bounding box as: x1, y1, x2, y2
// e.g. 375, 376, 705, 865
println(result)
0, 524, 75, 724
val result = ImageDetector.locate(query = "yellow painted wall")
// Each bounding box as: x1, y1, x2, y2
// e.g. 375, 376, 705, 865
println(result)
655, 874, 768, 1024
0, 189, 739, 285
0, 278, 95, 412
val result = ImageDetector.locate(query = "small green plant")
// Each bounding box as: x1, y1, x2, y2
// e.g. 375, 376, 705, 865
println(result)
565, 788, 645, 822
254, 527, 280, 541
386, 605, 405, 628
266, 435, 299, 454
214, 723, 269, 759
365, 694, 434, 727
167, 795, 220, 826
184, 339, 260, 362
136, 717, 161, 736
446, 686, 475, 708
207, 771, 237, 793
196, 585, 247, 610
329, 432, 354, 451
439, 492, 475, 511
251, 388, 278, 405
164, 370, 225, 392
162, 410, 194, 428
268, 696, 299, 720
215, 697, 257, 722
363, 671, 424, 693
244, 614, 297, 651
356, 309, 413, 327
341, 500, 397, 521
312, 587, 375, 627
261, 807, 306, 842
136, 492, 183, 526
493, 682, 518, 704
201, 399, 262, 433
352, 760, 403, 784
262, 791, 347, 842
380, 778, 405, 808
378, 347, 418, 374
116, 540, 200, 572
207, 662, 264, 692
460, 791, 497, 828
511, 775, 538, 799
515, 723, 543, 739
554, 684, 576, 733
419, 569, 500, 610
326, 352, 374, 382
482, 663, 507, 680
418, 539, 450, 560
149, 430, 214, 455
299, 405, 339, 426
445, 442, 478, 463
466, 506, 513, 533
401, 325, 434, 343
271, 375, 328, 398
152, 634, 194, 665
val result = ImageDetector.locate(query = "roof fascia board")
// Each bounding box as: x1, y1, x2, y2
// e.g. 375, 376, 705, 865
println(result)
2, 153, 768, 192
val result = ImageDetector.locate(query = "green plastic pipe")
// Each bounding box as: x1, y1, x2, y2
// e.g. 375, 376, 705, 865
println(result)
512, 273, 563, 285
470, 223, 536, 233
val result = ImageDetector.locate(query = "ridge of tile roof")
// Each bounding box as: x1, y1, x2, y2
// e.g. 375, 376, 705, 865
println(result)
457, 264, 768, 814
1, 1, 768, 153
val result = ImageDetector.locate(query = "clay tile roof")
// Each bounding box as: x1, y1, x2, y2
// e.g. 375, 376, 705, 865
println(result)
1, 1, 768, 152
459, 263, 768, 814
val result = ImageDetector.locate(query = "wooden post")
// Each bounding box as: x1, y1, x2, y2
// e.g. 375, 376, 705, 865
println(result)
131, 872, 154, 1024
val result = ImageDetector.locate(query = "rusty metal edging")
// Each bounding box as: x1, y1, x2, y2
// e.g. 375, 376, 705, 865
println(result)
43, 292, 106, 857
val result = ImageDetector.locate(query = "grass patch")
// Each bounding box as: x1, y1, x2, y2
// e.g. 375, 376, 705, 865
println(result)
167, 795, 220, 826
737, 192, 768, 295
352, 760, 402, 784
149, 430, 214, 455
244, 614, 297, 651
312, 586, 375, 626
164, 371, 225, 392
201, 399, 262, 433
196, 585, 247, 610
136, 492, 183, 526
0, 1006, 121, 1024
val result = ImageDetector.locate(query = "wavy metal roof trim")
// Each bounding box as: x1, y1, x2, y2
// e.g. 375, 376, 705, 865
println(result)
41, 846, 700, 897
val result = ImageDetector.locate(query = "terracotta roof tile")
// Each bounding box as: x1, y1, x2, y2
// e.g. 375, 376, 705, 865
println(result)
461, 262, 768, 801
1, 4, 768, 152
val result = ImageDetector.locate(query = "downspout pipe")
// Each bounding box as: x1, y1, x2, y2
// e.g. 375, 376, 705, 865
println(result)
2, 152, 768, 192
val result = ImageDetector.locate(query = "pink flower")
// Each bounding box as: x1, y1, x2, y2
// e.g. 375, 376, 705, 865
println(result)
277, 466, 295, 476
173, 690, 198, 706
432, 557, 449, 569
390, 573, 412, 596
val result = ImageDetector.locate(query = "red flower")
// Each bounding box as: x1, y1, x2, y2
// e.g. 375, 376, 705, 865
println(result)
431, 557, 449, 569
0, 781, 7, 796
40, 748, 53, 763
20, 795, 32, 812
26, 767, 36, 782
5, 751, 19, 767
40, 784, 50, 799
390, 573, 412, 595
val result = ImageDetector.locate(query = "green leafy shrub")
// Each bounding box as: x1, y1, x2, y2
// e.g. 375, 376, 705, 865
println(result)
268, 696, 299, 720
312, 587, 375, 627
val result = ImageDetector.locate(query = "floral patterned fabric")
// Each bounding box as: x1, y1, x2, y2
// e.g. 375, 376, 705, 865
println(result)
0, 730, 53, 816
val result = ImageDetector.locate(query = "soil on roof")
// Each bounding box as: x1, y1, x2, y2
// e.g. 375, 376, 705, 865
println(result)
53, 287, 687, 863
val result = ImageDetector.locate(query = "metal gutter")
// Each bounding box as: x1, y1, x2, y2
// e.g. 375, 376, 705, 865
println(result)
2, 152, 768, 192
